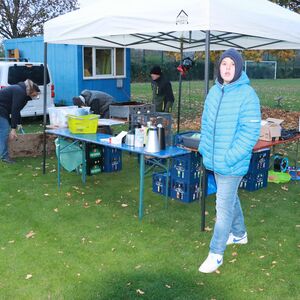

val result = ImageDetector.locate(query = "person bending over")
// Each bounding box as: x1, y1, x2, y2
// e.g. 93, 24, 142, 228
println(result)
0, 79, 40, 163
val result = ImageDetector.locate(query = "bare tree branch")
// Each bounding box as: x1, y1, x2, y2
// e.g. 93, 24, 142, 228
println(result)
0, 0, 79, 38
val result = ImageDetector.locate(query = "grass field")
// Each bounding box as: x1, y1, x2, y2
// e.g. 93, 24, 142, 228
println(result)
0, 79, 299, 299
131, 78, 300, 121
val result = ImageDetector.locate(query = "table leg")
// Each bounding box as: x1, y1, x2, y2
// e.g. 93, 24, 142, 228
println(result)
81, 142, 86, 184
164, 158, 170, 209
57, 136, 61, 189
139, 153, 145, 220
200, 159, 207, 231
295, 139, 299, 169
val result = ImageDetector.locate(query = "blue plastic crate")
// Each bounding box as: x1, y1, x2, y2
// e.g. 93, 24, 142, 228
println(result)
152, 172, 171, 196
248, 149, 270, 174
101, 147, 122, 172
171, 153, 201, 183
170, 179, 200, 203
239, 170, 268, 191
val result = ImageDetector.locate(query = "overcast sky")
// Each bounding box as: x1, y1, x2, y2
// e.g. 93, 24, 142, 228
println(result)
78, 0, 95, 7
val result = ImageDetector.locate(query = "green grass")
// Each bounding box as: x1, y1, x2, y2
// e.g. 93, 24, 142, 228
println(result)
0, 151, 299, 299
1, 79, 299, 299
131, 78, 300, 120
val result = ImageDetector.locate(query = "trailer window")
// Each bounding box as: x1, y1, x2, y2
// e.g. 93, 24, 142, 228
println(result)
83, 46, 125, 78
8, 65, 50, 85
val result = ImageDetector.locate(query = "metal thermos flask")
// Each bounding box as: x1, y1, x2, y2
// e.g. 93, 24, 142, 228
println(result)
144, 126, 160, 153
157, 124, 166, 150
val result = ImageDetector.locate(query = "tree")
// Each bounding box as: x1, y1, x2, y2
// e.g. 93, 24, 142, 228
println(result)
269, 0, 299, 13
0, 0, 79, 39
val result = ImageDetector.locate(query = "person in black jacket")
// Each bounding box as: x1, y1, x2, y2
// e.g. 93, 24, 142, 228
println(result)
0, 79, 40, 163
150, 66, 175, 112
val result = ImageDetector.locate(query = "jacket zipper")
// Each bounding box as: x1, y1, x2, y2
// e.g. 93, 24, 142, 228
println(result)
212, 87, 224, 170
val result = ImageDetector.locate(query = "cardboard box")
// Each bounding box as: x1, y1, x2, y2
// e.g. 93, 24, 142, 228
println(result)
259, 118, 284, 141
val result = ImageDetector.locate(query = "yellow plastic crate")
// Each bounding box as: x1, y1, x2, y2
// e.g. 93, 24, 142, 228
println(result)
67, 114, 99, 134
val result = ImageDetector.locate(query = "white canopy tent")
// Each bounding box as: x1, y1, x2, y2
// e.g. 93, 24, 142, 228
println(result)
42, 0, 300, 176
44, 0, 300, 51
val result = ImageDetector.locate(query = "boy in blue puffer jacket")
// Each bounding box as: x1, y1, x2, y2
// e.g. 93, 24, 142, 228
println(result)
198, 48, 261, 273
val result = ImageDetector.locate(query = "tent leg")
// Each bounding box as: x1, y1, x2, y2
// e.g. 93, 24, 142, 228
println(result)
200, 31, 211, 231
177, 41, 183, 133
43, 42, 48, 174
204, 30, 210, 97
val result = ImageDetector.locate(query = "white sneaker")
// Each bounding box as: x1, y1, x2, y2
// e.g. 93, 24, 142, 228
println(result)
226, 232, 248, 245
198, 253, 223, 273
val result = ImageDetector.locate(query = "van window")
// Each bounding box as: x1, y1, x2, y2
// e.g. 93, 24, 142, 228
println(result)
8, 65, 50, 85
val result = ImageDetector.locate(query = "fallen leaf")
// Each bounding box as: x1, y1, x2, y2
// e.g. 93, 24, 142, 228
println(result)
136, 289, 145, 295
259, 255, 265, 259
215, 269, 221, 274
165, 284, 171, 289
44, 193, 49, 196
25, 274, 32, 280
121, 203, 128, 208
83, 202, 90, 208
95, 199, 102, 205
229, 259, 237, 263
232, 252, 238, 257
8, 240, 15, 244
54, 208, 58, 212
26, 231, 35, 239
281, 185, 288, 191
205, 226, 212, 232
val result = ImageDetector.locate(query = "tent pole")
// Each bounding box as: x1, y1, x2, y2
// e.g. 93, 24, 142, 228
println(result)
204, 31, 210, 97
42, 42, 48, 174
177, 40, 183, 133
200, 30, 211, 232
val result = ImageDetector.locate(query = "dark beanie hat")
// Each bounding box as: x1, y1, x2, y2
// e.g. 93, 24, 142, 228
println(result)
73, 96, 85, 107
217, 48, 244, 84
150, 65, 162, 75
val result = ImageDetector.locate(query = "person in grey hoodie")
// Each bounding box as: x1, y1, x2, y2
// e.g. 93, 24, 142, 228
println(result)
0, 79, 40, 163
73, 89, 114, 118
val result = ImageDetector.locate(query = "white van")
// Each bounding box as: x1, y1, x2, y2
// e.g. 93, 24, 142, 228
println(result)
0, 61, 54, 117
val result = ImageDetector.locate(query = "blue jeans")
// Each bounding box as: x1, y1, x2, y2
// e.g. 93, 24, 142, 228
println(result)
210, 173, 245, 255
0, 116, 10, 160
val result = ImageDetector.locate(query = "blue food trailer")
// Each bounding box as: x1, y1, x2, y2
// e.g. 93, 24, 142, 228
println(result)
3, 36, 131, 105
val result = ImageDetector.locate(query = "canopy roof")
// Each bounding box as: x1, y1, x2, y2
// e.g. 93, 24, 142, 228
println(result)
44, 0, 300, 51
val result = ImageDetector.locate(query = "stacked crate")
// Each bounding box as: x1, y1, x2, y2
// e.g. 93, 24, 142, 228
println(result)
79, 143, 103, 176
152, 152, 203, 203
152, 153, 218, 202
239, 149, 270, 191
152, 172, 171, 196
81, 144, 122, 175
101, 147, 122, 172
170, 152, 201, 202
